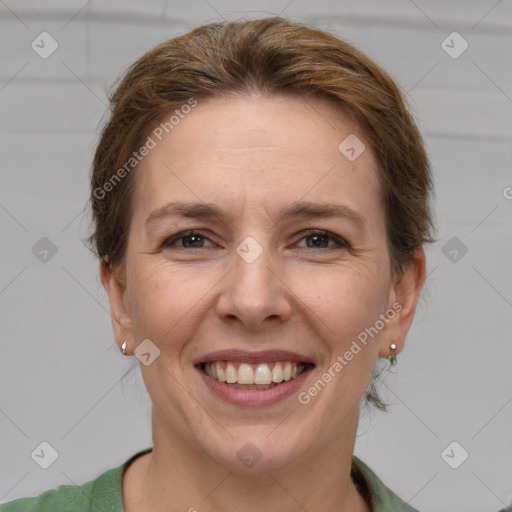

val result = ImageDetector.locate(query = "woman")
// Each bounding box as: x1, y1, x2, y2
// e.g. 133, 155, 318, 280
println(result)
1, 16, 434, 512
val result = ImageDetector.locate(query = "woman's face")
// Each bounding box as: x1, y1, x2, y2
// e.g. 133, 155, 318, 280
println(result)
103, 93, 423, 471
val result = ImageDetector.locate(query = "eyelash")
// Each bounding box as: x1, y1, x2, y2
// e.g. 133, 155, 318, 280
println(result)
161, 229, 351, 251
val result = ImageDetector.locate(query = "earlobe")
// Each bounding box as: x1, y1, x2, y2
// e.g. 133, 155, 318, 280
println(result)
378, 248, 426, 358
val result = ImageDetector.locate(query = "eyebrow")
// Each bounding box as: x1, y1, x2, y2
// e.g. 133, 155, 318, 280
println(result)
144, 200, 369, 231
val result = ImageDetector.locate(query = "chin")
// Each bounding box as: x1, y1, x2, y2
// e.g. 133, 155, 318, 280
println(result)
203, 425, 313, 474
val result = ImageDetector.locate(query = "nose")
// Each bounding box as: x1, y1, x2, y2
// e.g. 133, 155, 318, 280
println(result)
216, 240, 292, 332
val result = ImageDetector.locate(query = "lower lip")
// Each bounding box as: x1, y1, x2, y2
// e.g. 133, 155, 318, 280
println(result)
197, 366, 312, 407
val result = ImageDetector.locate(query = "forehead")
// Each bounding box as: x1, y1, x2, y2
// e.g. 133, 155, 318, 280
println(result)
132, 93, 382, 224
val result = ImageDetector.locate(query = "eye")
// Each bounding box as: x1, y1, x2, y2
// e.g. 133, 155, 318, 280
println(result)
160, 229, 350, 251
295, 230, 350, 250
161, 230, 215, 249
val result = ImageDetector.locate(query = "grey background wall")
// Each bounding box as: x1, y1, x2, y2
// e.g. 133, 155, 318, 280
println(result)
1, 1, 511, 511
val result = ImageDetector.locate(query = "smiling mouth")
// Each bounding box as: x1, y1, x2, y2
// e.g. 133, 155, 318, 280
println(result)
199, 361, 314, 390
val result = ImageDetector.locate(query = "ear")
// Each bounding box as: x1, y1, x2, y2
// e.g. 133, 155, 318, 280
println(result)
378, 247, 426, 358
100, 260, 133, 354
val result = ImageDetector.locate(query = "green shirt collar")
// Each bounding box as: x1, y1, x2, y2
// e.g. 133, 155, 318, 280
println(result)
88, 448, 418, 512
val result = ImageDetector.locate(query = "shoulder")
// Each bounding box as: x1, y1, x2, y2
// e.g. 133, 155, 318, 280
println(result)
0, 478, 98, 512
0, 449, 152, 512
353, 456, 420, 512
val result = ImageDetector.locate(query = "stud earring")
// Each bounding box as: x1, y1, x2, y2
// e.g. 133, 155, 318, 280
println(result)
121, 340, 128, 355
389, 343, 397, 366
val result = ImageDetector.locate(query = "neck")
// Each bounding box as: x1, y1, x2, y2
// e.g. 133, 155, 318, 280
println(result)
124, 406, 370, 512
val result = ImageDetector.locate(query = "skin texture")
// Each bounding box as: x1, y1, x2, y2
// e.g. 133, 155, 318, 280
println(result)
101, 93, 426, 511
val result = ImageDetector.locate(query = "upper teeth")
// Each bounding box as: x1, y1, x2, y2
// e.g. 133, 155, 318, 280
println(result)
203, 361, 305, 385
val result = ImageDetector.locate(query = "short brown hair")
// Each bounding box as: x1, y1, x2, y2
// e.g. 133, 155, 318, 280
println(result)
87, 16, 435, 410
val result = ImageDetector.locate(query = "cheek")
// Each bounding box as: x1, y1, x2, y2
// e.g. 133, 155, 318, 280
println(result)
298, 263, 389, 341
306, 269, 387, 398
127, 262, 212, 342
